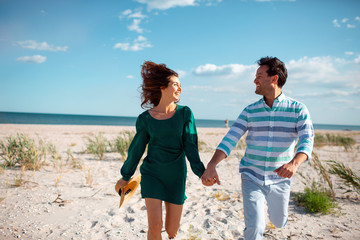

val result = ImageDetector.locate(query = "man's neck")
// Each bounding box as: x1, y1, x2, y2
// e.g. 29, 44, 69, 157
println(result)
264, 89, 282, 109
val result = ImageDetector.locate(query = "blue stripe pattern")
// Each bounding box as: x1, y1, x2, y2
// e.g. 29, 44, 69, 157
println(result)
217, 93, 314, 185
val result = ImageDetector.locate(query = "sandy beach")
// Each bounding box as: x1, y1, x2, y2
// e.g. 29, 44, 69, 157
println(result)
0, 124, 359, 240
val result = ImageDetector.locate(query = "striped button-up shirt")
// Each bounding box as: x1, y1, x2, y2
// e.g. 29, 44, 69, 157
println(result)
217, 93, 314, 185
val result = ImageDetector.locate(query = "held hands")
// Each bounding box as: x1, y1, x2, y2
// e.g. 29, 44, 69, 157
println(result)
201, 167, 220, 186
201, 150, 226, 186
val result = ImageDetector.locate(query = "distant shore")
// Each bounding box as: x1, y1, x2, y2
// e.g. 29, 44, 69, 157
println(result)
1, 112, 360, 130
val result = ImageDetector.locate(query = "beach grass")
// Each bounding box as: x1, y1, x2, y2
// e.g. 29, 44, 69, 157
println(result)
84, 167, 93, 187
66, 148, 83, 169
85, 134, 108, 160
314, 133, 355, 151
0, 134, 47, 170
110, 131, 135, 161
85, 131, 135, 161
310, 152, 335, 198
328, 160, 360, 195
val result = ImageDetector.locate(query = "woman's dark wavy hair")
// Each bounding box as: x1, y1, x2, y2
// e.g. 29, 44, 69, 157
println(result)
140, 61, 179, 109
257, 56, 287, 88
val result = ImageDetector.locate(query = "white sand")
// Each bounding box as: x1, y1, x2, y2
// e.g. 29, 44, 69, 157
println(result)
0, 124, 359, 239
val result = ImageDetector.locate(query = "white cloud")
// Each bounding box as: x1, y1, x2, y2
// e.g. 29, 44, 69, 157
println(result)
119, 9, 147, 33
255, 0, 296, 2
134, 0, 199, 10
128, 11, 147, 19
295, 89, 360, 98
120, 9, 147, 19
121, 9, 132, 16
345, 51, 354, 55
185, 85, 239, 93
126, 75, 135, 79
193, 56, 360, 86
332, 19, 340, 28
176, 69, 187, 79
205, 0, 222, 6
17, 40, 68, 52
114, 36, 152, 51
286, 56, 341, 82
332, 17, 359, 28
16, 55, 47, 63
354, 55, 360, 64
193, 63, 255, 76
128, 19, 144, 33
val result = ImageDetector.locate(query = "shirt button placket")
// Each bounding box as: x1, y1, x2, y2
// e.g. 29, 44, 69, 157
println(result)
266, 111, 274, 185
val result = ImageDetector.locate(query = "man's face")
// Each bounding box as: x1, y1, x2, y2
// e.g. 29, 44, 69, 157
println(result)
254, 65, 274, 96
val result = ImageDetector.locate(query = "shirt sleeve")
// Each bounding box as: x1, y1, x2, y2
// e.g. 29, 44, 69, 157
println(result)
296, 104, 314, 160
217, 108, 248, 157
120, 114, 149, 181
183, 107, 205, 178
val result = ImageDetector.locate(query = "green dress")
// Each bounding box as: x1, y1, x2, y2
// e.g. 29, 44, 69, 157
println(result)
120, 105, 205, 205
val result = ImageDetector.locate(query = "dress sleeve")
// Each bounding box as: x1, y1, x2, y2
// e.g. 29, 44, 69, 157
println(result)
120, 114, 149, 181
183, 107, 205, 178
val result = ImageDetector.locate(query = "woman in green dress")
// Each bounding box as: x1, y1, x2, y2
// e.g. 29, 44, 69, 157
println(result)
117, 61, 206, 240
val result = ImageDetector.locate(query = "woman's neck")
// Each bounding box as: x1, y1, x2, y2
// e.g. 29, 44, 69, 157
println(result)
152, 101, 176, 114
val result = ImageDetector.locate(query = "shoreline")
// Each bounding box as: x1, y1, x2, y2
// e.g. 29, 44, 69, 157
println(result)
1, 123, 360, 132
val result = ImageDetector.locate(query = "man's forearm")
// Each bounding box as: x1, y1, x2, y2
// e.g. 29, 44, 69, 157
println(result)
207, 149, 227, 169
290, 152, 308, 167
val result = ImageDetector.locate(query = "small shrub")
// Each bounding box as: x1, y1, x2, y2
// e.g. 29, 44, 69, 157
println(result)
13, 166, 27, 187
0, 134, 47, 170
86, 134, 108, 160
293, 182, 337, 214
47, 143, 63, 171
110, 131, 135, 161
66, 148, 83, 169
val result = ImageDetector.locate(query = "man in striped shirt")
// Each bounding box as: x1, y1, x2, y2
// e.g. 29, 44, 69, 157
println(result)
201, 57, 314, 240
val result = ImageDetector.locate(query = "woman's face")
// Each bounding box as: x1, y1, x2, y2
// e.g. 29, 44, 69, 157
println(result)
161, 76, 182, 102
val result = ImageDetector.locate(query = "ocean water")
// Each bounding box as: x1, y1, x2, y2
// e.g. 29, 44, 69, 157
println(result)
1, 111, 360, 131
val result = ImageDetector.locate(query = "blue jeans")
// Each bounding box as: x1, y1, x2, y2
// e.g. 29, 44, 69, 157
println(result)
241, 174, 291, 240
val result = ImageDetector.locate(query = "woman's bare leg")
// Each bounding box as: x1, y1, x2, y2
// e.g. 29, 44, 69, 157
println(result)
145, 198, 163, 240
164, 202, 183, 239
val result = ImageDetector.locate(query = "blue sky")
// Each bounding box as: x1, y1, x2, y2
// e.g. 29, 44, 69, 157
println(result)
1, 0, 360, 125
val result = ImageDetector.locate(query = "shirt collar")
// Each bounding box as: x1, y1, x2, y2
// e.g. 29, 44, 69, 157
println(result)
275, 92, 285, 103
261, 92, 285, 103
